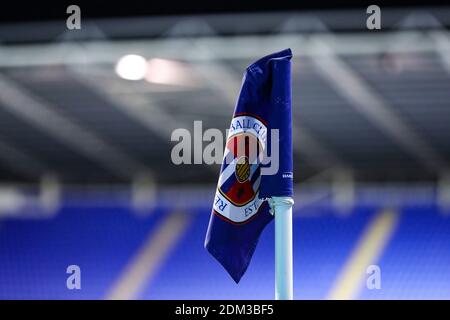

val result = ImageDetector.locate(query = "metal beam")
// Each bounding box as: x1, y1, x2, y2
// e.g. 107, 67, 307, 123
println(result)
69, 66, 188, 142
0, 74, 148, 179
430, 30, 450, 76
0, 31, 442, 67
69, 63, 215, 180
309, 37, 447, 171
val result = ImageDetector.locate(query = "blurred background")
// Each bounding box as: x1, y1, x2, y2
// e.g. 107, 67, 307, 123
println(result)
0, 1, 450, 299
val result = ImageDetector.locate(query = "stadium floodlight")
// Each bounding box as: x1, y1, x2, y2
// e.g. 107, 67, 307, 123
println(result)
115, 54, 147, 81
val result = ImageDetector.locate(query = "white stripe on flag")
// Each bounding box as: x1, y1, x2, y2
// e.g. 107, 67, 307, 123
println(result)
252, 175, 261, 192
218, 157, 238, 186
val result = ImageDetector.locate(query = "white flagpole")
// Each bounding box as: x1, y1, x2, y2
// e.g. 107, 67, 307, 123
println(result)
270, 196, 294, 300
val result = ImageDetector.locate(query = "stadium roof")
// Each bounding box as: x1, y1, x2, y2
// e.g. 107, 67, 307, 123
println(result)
0, 9, 450, 185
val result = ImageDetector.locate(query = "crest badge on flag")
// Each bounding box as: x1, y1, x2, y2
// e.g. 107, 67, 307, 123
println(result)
213, 114, 267, 224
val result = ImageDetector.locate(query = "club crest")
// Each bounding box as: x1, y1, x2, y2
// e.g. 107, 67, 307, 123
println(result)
212, 115, 267, 223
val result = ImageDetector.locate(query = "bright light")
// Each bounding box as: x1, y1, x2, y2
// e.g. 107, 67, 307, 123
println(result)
115, 54, 147, 80
145, 58, 193, 86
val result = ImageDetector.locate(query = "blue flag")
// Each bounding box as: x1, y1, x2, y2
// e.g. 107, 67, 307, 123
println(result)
205, 49, 293, 283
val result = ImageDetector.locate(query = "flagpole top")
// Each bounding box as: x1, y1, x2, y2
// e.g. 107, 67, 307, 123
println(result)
268, 196, 294, 208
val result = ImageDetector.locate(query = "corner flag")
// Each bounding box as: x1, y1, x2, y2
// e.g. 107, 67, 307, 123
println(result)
204, 49, 293, 284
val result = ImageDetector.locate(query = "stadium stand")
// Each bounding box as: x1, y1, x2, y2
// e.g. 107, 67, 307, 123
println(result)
1, 196, 448, 299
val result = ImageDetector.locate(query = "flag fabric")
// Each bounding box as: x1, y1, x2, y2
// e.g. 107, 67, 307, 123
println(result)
205, 48, 293, 283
